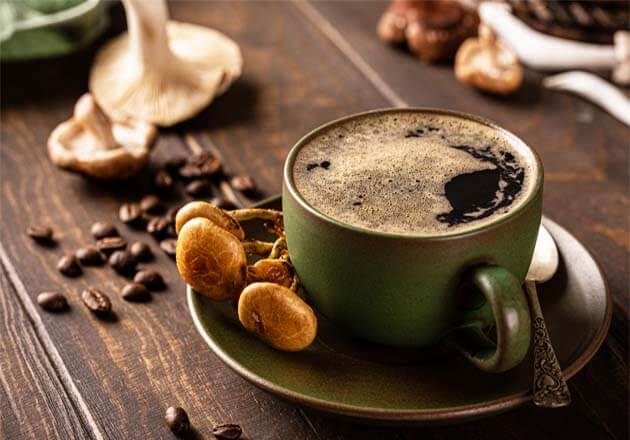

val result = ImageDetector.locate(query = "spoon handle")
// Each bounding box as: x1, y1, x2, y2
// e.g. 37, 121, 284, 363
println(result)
525, 280, 571, 407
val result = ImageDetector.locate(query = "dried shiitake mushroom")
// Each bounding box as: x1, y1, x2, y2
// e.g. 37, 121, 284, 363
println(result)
247, 259, 294, 288
89, 0, 242, 126
48, 93, 156, 180
176, 217, 246, 300
175, 201, 244, 239
238, 282, 317, 352
378, 0, 478, 61
455, 24, 523, 95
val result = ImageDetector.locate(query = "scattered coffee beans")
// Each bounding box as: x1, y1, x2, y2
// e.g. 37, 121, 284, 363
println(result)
165, 406, 190, 436
129, 241, 153, 262
119, 202, 143, 226
75, 246, 105, 266
185, 179, 212, 196
121, 283, 151, 302
160, 239, 177, 258
212, 423, 242, 440
211, 195, 238, 210
147, 217, 173, 239
37, 292, 68, 312
154, 169, 174, 191
134, 269, 165, 291
140, 195, 163, 214
109, 250, 137, 276
57, 255, 82, 277
27, 225, 54, 244
96, 236, 127, 255
230, 175, 256, 194
91, 222, 118, 239
81, 288, 111, 315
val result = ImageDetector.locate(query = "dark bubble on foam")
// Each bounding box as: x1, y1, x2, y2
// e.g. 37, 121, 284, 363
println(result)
293, 111, 534, 235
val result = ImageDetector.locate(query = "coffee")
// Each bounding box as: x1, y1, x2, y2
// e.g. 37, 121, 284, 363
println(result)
292, 110, 537, 235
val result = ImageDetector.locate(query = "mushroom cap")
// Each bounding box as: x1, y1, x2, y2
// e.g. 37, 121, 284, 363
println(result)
237, 282, 317, 352
47, 95, 157, 180
176, 217, 247, 301
455, 36, 523, 95
90, 21, 242, 126
246, 259, 294, 288
175, 200, 245, 240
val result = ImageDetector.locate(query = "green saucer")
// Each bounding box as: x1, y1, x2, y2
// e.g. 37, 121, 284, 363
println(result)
187, 196, 611, 424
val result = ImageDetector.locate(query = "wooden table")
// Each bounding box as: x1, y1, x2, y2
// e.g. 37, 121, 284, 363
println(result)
1, 2, 628, 439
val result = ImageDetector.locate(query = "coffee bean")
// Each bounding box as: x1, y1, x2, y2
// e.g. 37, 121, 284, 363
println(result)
140, 195, 163, 214
81, 288, 111, 315
165, 406, 190, 436
119, 202, 143, 226
154, 169, 173, 191
211, 196, 238, 210
121, 283, 151, 302
75, 247, 105, 266
164, 207, 180, 224
108, 250, 137, 277
134, 269, 165, 291
188, 151, 214, 166
185, 179, 212, 196
164, 156, 187, 173
129, 241, 153, 262
212, 423, 242, 440
37, 292, 68, 312
178, 164, 203, 180
230, 175, 256, 193
57, 255, 82, 277
160, 239, 177, 258
91, 222, 119, 239
147, 216, 173, 239
199, 158, 223, 177
27, 225, 54, 244
96, 236, 127, 255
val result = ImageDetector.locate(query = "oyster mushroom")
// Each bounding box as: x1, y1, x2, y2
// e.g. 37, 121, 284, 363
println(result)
378, 0, 478, 62
238, 282, 317, 352
47, 93, 156, 180
89, 0, 242, 126
176, 217, 247, 301
455, 24, 523, 95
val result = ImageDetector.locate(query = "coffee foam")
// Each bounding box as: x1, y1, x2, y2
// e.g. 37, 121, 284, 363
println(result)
292, 111, 537, 235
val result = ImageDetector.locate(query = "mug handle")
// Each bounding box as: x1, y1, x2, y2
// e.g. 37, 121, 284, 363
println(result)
446, 266, 531, 373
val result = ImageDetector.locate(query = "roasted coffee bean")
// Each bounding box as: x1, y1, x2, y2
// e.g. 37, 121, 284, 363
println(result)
188, 151, 214, 166
177, 164, 203, 180
134, 269, 165, 291
212, 423, 242, 440
81, 288, 111, 315
165, 406, 190, 436
199, 158, 223, 177
75, 246, 105, 266
154, 169, 173, 191
96, 236, 127, 255
37, 292, 68, 312
185, 179, 212, 196
91, 222, 118, 239
119, 202, 143, 226
164, 156, 187, 173
27, 225, 54, 244
230, 175, 256, 193
211, 195, 238, 210
121, 283, 151, 302
108, 250, 137, 276
140, 195, 163, 214
147, 216, 173, 239
164, 207, 179, 224
160, 239, 177, 258
129, 241, 153, 262
57, 255, 82, 277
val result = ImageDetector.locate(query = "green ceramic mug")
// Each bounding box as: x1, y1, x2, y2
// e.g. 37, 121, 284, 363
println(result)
282, 108, 544, 373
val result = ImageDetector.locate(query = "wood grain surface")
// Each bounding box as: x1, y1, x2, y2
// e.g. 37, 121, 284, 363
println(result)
1, 1, 627, 439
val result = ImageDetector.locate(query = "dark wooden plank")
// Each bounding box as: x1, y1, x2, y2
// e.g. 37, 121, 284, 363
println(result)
0, 1, 402, 439
0, 262, 92, 439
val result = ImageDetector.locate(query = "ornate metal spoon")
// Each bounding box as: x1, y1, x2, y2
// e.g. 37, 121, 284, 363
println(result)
526, 224, 571, 407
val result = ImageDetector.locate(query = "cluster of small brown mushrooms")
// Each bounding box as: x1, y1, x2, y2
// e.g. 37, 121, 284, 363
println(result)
378, 0, 523, 95
175, 201, 317, 352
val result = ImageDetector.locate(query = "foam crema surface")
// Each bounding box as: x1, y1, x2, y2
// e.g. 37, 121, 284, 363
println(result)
292, 111, 538, 235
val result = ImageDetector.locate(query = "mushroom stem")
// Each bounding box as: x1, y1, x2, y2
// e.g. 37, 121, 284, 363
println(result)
269, 237, 287, 259
74, 94, 117, 150
229, 208, 283, 223
242, 240, 274, 256
122, 0, 174, 70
